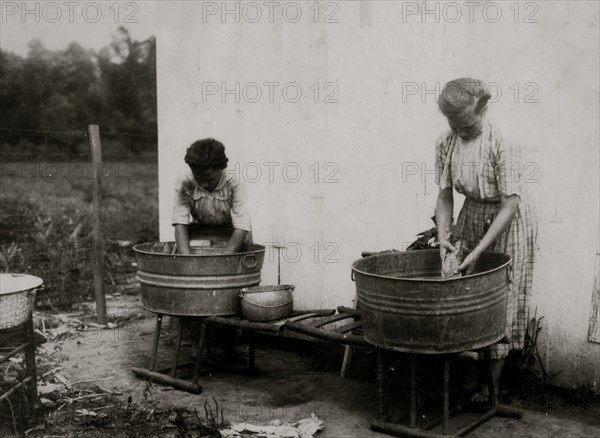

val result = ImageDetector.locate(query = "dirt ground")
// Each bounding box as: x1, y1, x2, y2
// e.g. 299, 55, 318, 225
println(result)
2, 293, 600, 438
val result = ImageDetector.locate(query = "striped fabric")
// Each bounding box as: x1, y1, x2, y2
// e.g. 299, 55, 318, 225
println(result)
436, 118, 539, 359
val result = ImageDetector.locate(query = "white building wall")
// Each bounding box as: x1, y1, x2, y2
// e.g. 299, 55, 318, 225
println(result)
155, 1, 599, 390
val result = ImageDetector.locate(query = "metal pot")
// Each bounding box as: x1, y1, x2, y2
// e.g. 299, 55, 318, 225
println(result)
0, 273, 44, 330
240, 285, 295, 322
352, 250, 511, 354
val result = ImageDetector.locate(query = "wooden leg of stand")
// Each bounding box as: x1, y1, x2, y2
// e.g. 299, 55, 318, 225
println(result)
170, 317, 184, 378
376, 350, 385, 422
248, 340, 255, 370
442, 355, 450, 435
193, 319, 207, 385
149, 314, 163, 371
410, 354, 417, 428
24, 314, 39, 408
341, 345, 353, 378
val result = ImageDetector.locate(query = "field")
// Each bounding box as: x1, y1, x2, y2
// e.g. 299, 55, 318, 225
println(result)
0, 160, 159, 307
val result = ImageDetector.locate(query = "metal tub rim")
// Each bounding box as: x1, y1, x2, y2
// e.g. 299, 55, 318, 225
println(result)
133, 242, 266, 257
351, 249, 511, 282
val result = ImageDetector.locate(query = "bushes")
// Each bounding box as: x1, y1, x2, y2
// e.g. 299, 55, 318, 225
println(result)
0, 161, 158, 308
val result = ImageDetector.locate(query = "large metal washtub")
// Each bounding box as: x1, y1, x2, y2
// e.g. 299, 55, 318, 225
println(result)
352, 249, 512, 354
134, 242, 266, 316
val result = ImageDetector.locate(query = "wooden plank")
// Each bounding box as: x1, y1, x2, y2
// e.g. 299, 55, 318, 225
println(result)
0, 343, 28, 364
334, 320, 363, 334
336, 305, 362, 318
204, 310, 335, 332
286, 312, 324, 323
131, 368, 202, 394
205, 316, 283, 333
0, 377, 32, 403
284, 321, 372, 348
310, 313, 354, 328
88, 125, 107, 325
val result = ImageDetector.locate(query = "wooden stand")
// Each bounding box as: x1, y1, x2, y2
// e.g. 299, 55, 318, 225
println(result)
132, 310, 336, 393
0, 312, 39, 409
371, 348, 522, 437
131, 314, 204, 394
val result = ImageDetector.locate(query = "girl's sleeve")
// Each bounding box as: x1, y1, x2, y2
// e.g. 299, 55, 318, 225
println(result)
435, 134, 453, 189
171, 175, 192, 225
230, 180, 252, 232
494, 131, 523, 198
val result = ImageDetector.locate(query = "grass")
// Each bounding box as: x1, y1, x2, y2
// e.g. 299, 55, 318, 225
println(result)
0, 160, 159, 307
0, 388, 224, 438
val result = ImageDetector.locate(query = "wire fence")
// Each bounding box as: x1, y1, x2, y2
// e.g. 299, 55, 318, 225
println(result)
0, 126, 159, 307
0, 126, 158, 162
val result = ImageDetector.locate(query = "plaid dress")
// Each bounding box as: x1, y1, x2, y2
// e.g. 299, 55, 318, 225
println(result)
171, 170, 252, 232
435, 118, 539, 359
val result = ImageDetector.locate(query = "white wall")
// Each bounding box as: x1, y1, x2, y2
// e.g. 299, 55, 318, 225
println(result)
155, 1, 599, 390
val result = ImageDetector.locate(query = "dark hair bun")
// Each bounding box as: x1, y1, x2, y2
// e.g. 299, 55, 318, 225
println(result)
184, 138, 229, 169
474, 91, 492, 114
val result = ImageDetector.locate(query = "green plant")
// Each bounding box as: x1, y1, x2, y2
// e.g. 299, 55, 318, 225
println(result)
0, 162, 157, 307
407, 226, 438, 250
503, 308, 559, 403
407, 215, 458, 251
194, 397, 224, 437
522, 309, 546, 380
0, 242, 23, 272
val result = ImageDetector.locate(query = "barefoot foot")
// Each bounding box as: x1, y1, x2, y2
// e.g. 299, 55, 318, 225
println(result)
470, 386, 493, 404
458, 351, 480, 361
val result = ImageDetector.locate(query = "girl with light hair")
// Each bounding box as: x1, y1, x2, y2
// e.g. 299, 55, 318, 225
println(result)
434, 78, 538, 402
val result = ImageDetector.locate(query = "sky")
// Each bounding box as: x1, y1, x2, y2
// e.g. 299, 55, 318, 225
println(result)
0, 1, 160, 56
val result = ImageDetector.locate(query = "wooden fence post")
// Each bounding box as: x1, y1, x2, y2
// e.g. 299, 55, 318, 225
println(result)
88, 125, 107, 325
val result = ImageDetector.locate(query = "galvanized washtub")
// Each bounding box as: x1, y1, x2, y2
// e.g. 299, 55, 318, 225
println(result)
134, 242, 266, 316
352, 249, 511, 354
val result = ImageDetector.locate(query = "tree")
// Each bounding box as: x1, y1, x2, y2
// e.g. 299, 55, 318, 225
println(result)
0, 28, 157, 159
97, 27, 157, 150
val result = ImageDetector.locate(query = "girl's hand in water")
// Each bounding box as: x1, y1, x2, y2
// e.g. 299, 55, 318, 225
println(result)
440, 240, 460, 278
439, 239, 456, 258
456, 248, 482, 275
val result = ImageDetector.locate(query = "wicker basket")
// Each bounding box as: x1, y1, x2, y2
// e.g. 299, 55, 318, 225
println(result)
240, 285, 294, 322
0, 273, 43, 330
